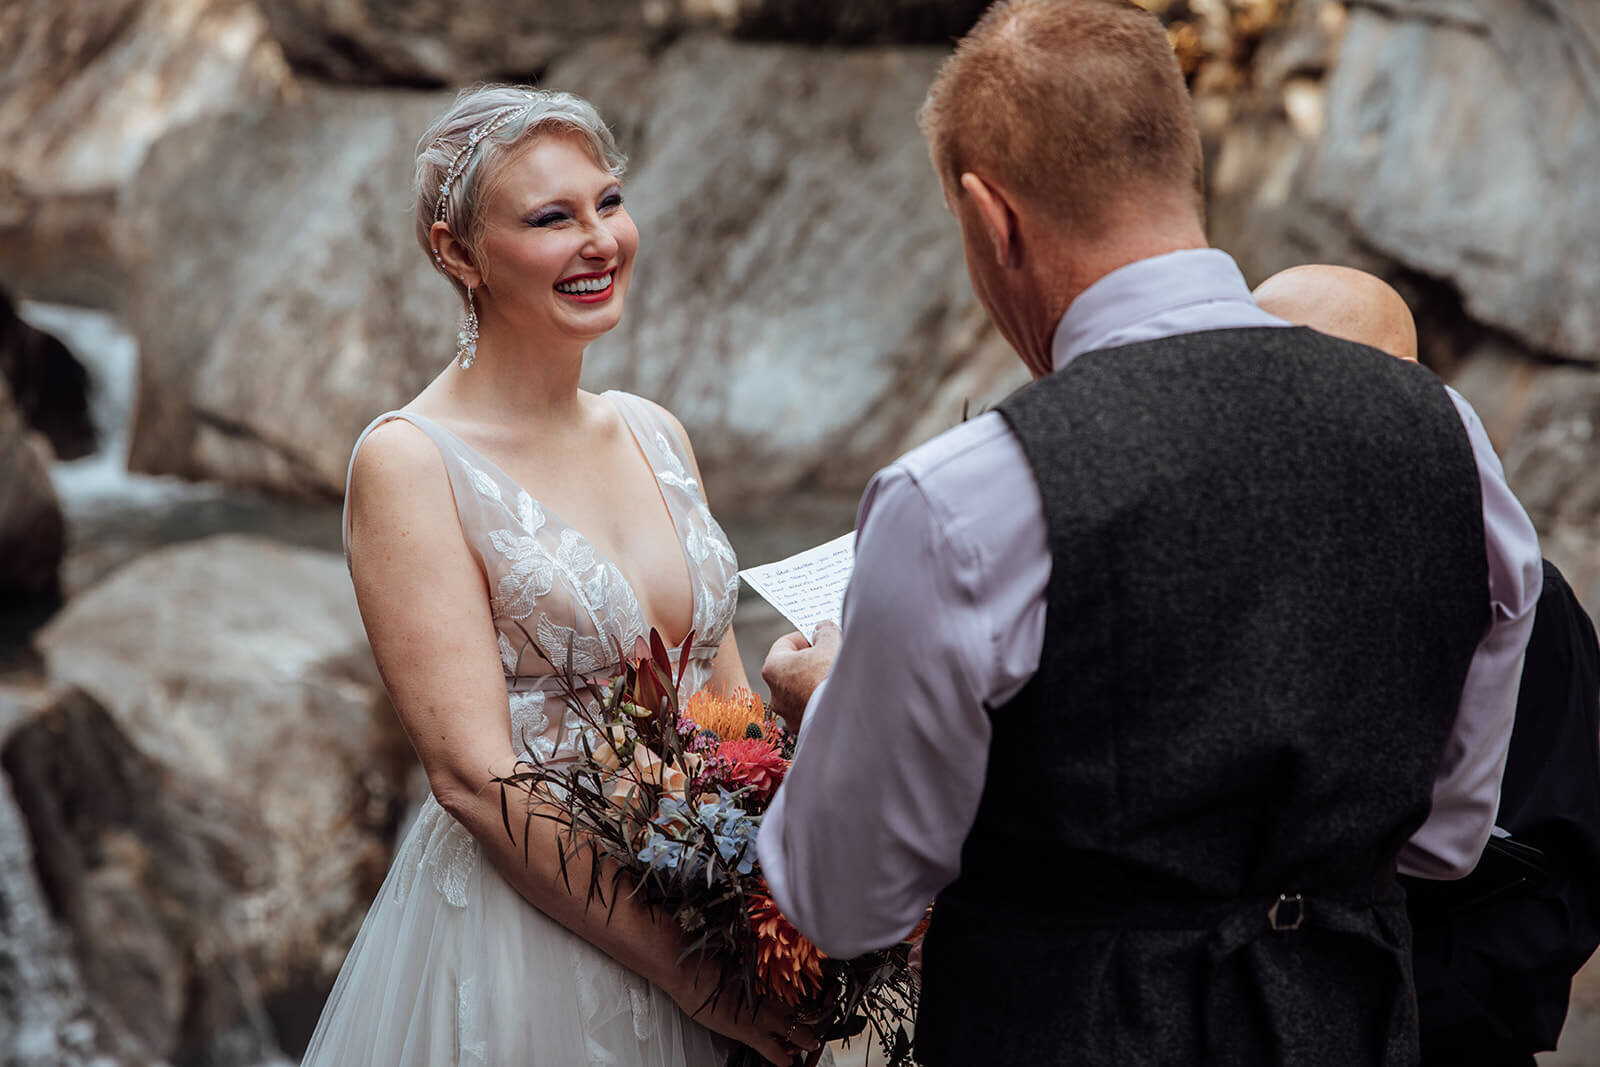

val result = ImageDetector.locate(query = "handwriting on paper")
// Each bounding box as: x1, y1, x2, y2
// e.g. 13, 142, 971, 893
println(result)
738, 532, 855, 637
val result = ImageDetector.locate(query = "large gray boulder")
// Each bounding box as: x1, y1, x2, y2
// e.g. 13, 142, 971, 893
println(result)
2, 688, 281, 1064
32, 535, 414, 1053
1212, 0, 1600, 364
1310, 0, 1600, 364
0, 693, 133, 1067
0, 0, 292, 309
123, 89, 461, 494
570, 34, 1024, 502
123, 36, 1025, 505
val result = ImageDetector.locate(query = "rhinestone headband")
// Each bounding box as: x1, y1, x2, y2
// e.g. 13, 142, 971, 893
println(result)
432, 105, 536, 227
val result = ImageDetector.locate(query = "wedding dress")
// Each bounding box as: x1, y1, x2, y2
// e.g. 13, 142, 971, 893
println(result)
301, 391, 741, 1067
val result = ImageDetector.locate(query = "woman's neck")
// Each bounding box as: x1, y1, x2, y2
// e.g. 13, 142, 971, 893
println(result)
446, 309, 590, 426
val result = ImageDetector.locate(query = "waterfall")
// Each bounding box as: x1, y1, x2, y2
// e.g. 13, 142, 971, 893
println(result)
16, 302, 226, 519
12, 303, 341, 594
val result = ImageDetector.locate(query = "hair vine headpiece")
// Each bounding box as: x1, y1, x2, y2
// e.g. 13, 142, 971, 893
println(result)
432, 104, 537, 229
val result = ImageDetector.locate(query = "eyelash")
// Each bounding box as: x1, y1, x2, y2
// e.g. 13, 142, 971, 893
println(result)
528, 193, 624, 228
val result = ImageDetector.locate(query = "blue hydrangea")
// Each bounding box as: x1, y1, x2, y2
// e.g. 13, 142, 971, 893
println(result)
696, 790, 760, 877
636, 830, 685, 871
635, 789, 762, 884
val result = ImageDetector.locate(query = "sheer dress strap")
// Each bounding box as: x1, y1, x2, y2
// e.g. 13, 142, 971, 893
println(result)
341, 410, 484, 570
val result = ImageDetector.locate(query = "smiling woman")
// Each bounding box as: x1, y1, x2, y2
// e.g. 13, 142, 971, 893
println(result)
442, 134, 637, 351
298, 86, 813, 1067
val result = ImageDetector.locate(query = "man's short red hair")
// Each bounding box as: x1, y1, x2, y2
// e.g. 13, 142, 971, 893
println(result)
919, 0, 1204, 234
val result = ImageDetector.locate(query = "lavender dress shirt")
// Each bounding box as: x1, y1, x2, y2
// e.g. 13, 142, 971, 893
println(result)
755, 248, 1544, 959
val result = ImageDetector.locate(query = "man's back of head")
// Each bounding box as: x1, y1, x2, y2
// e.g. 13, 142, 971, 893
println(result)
1253, 264, 1420, 362
919, 0, 1204, 235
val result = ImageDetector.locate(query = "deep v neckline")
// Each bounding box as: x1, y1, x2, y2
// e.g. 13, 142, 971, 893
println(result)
405, 393, 703, 650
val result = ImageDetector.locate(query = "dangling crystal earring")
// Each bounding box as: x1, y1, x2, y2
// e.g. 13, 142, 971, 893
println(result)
456, 284, 479, 369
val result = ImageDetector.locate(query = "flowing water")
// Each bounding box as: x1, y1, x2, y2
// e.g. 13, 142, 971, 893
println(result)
17, 303, 344, 602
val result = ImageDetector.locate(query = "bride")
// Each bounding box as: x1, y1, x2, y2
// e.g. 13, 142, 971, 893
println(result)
301, 85, 812, 1067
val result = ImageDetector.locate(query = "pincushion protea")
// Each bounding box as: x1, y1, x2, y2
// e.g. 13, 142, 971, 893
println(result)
748, 887, 825, 1005
683, 686, 773, 742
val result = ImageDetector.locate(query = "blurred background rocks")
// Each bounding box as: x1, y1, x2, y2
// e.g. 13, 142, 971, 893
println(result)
2, 0, 1598, 1061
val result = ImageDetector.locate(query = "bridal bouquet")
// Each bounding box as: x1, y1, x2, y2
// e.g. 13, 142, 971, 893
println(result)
494, 625, 921, 1067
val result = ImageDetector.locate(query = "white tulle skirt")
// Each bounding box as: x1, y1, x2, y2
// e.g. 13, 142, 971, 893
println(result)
301, 795, 728, 1067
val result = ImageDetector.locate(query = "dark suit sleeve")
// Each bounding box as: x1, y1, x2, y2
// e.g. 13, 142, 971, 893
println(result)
1406, 559, 1600, 1061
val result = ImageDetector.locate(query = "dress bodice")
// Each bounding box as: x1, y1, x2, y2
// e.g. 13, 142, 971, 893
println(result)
343, 391, 741, 763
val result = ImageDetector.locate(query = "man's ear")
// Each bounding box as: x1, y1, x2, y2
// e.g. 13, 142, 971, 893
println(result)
430, 221, 482, 290
959, 172, 1020, 268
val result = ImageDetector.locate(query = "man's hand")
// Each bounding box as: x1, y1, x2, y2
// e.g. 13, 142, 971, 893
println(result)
762, 622, 841, 734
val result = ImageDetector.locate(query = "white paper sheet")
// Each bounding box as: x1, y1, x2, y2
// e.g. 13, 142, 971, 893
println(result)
738, 532, 855, 637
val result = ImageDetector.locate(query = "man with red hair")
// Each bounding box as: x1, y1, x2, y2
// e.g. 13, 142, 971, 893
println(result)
760, 2, 1544, 1064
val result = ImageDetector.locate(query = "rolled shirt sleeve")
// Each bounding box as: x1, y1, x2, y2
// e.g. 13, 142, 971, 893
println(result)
1398, 388, 1543, 879
756, 415, 1048, 958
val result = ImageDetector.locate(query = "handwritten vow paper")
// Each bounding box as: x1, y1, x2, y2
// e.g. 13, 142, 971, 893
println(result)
738, 532, 855, 637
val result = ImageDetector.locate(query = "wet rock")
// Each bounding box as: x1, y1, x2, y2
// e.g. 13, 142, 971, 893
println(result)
0, 375, 65, 601
0, 290, 95, 460
0, 688, 139, 1067
2, 687, 277, 1064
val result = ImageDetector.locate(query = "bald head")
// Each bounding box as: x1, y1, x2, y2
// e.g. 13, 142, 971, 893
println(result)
1253, 265, 1418, 362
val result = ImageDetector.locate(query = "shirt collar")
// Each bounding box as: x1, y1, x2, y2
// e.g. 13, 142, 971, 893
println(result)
1049, 248, 1277, 371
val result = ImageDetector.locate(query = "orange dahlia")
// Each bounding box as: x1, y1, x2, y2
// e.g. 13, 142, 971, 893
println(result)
683, 687, 770, 742
747, 888, 825, 1005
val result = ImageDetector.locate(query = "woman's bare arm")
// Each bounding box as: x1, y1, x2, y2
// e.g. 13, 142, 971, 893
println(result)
346, 421, 800, 1063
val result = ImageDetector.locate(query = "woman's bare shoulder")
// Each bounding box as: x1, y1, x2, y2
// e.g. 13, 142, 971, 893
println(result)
348, 418, 455, 527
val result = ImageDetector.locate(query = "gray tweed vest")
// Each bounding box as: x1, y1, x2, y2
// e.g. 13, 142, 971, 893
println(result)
916, 327, 1489, 1067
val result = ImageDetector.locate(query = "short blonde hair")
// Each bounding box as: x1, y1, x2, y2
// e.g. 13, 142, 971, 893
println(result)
414, 84, 626, 301
919, 0, 1203, 233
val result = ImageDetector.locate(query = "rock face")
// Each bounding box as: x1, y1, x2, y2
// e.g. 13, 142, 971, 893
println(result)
0, 0, 292, 308
122, 36, 1025, 504
123, 89, 461, 495
0, 705, 123, 1067
1309, 0, 1600, 364
569, 35, 1024, 503
730, 0, 992, 43
2, 688, 279, 1064
1, 290, 96, 460
1212, 0, 1600, 365
32, 535, 414, 1055
252, 0, 992, 85
251, 0, 625, 86
0, 375, 65, 600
